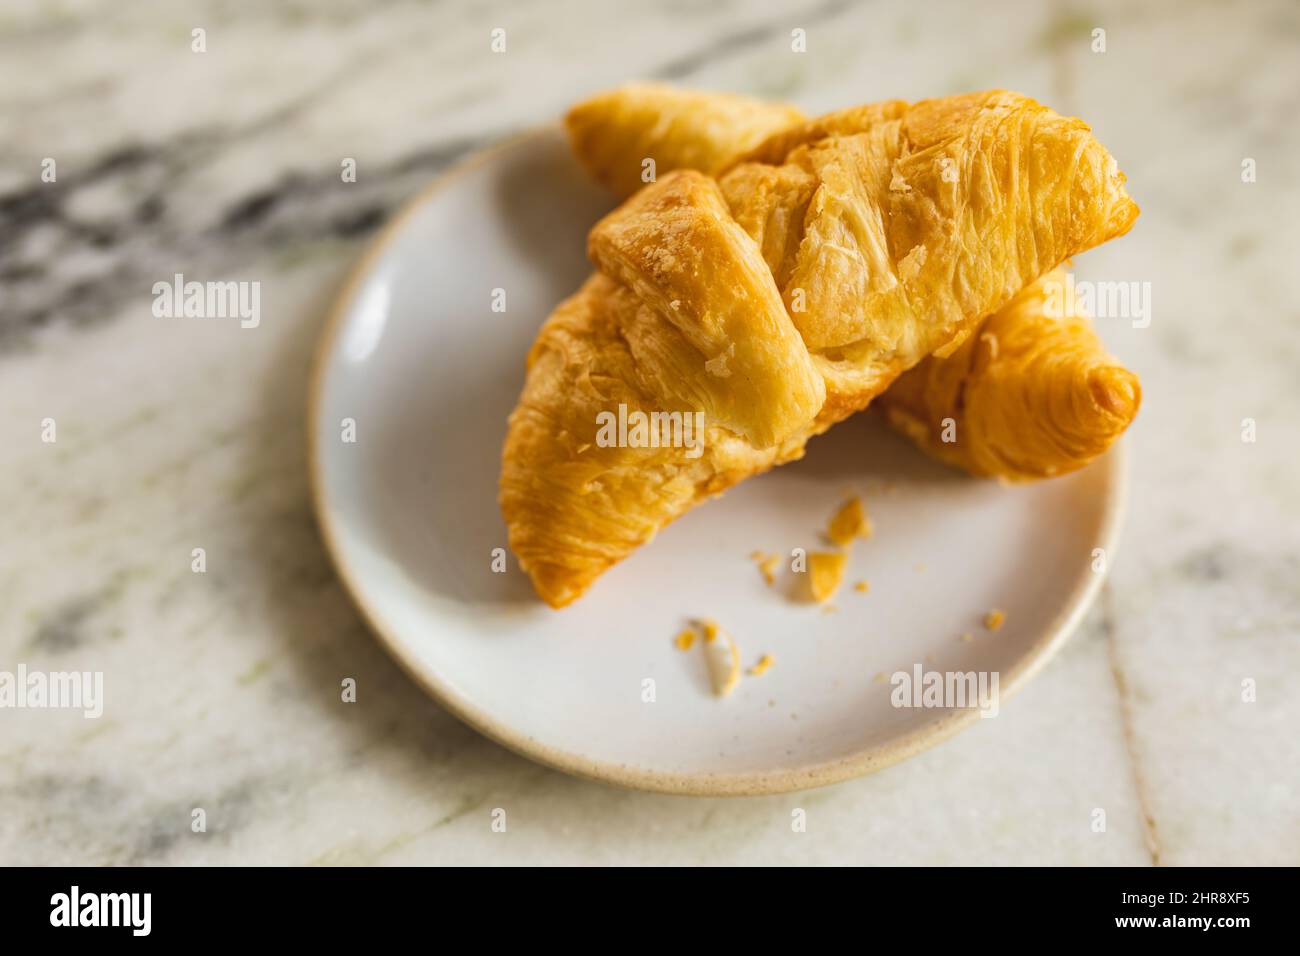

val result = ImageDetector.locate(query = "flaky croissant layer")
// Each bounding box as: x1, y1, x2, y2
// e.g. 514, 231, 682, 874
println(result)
503, 90, 1139, 607
566, 83, 805, 197
563, 83, 1143, 483
879, 267, 1140, 481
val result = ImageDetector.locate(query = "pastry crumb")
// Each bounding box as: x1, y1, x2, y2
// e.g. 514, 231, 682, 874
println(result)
873, 671, 888, 684
808, 551, 847, 603
959, 632, 974, 643
750, 550, 780, 585
821, 603, 838, 614
983, 609, 1006, 631
704, 343, 734, 378
673, 628, 696, 651
748, 654, 775, 677
980, 331, 1000, 359
853, 579, 870, 593
701, 621, 740, 697
827, 495, 871, 546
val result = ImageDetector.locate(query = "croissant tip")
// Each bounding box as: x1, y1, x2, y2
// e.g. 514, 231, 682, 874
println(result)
1087, 365, 1141, 422
527, 563, 585, 609
1111, 194, 1141, 238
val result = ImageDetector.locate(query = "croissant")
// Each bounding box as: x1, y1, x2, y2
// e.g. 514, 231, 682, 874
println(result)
565, 84, 1141, 481
503, 90, 1139, 607
879, 266, 1140, 480
566, 83, 805, 197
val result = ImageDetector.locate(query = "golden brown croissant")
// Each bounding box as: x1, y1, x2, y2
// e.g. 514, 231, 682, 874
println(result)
565, 85, 1142, 481
878, 267, 1140, 480
566, 83, 805, 198
503, 90, 1139, 607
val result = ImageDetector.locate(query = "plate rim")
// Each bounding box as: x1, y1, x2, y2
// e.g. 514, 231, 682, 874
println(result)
305, 126, 1131, 797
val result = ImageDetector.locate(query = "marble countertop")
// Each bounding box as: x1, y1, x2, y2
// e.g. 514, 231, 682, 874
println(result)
3, 0, 1297, 865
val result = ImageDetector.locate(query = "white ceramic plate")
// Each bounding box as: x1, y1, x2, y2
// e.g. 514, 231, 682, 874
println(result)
308, 126, 1127, 795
